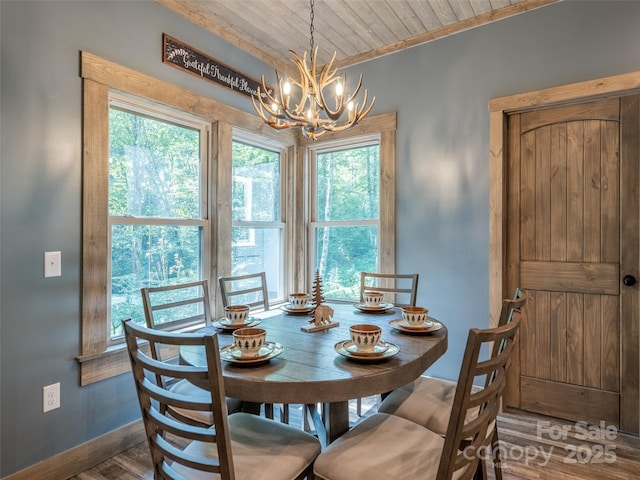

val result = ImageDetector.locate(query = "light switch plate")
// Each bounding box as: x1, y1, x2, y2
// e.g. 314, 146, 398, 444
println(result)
44, 251, 61, 277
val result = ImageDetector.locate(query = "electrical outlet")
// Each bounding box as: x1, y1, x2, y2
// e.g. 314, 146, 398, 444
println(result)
43, 382, 60, 412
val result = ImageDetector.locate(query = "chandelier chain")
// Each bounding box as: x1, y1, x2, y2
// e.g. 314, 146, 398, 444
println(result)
251, 0, 375, 140
309, 0, 315, 53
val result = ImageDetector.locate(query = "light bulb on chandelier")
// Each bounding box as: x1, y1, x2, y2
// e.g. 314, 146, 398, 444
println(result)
252, 0, 375, 140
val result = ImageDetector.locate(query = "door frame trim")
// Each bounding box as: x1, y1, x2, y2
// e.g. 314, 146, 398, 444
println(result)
488, 70, 640, 434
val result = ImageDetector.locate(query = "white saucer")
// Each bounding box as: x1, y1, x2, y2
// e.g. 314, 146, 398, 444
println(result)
280, 303, 314, 314
389, 319, 443, 335
220, 341, 284, 364
344, 340, 390, 357
212, 317, 261, 330
334, 340, 399, 362
396, 319, 434, 330
231, 342, 275, 360
353, 302, 395, 313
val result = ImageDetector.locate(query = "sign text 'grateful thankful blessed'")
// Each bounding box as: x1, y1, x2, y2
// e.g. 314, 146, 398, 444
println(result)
162, 34, 273, 100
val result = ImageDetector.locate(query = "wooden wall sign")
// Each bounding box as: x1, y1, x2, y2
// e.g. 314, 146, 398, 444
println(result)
162, 34, 272, 100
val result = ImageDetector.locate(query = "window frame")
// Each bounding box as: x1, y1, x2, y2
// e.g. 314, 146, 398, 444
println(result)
107, 92, 211, 342
299, 124, 396, 295
78, 51, 395, 385
229, 129, 288, 304
307, 135, 382, 299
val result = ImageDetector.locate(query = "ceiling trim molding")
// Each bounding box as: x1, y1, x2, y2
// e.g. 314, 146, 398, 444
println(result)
332, 0, 561, 69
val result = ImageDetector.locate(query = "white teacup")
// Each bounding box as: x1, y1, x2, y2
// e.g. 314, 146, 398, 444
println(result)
232, 327, 267, 357
288, 293, 310, 309
402, 306, 428, 327
225, 304, 250, 325
349, 324, 382, 353
363, 291, 384, 307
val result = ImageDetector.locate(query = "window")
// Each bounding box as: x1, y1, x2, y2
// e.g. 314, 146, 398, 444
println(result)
308, 137, 381, 300
108, 94, 209, 339
79, 52, 394, 385
231, 131, 286, 303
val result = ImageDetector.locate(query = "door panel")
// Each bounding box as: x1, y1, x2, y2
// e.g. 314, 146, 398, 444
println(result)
506, 97, 631, 427
520, 261, 619, 294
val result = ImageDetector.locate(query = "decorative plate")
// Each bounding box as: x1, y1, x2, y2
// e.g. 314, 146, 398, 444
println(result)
334, 340, 399, 362
220, 341, 283, 365
280, 303, 315, 314
212, 317, 261, 331
353, 302, 395, 313
389, 319, 444, 335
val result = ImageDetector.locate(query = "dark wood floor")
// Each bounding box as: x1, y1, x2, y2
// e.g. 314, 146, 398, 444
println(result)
70, 399, 640, 480
486, 410, 640, 480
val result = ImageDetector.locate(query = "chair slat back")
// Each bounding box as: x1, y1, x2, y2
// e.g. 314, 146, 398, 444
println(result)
497, 288, 526, 329
436, 313, 522, 480
359, 272, 419, 308
141, 280, 212, 333
123, 319, 236, 480
218, 272, 269, 311
489, 291, 527, 389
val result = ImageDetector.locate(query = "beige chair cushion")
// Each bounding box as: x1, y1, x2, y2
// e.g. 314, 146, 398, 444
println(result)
378, 376, 481, 435
172, 412, 321, 480
314, 413, 465, 480
169, 379, 243, 425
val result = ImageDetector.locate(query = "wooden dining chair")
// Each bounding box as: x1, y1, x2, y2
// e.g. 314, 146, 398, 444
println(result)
218, 272, 290, 422
355, 272, 420, 416
123, 319, 321, 480
141, 280, 243, 424
359, 272, 419, 308
375, 290, 526, 479
313, 314, 522, 480
218, 271, 270, 311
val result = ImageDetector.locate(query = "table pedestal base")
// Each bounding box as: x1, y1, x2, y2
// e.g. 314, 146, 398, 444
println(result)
306, 402, 349, 448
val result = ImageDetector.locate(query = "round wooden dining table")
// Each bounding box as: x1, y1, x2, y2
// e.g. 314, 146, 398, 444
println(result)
180, 302, 448, 446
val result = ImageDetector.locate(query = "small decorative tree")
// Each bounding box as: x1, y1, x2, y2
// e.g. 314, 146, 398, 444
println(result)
310, 269, 326, 310
302, 269, 339, 332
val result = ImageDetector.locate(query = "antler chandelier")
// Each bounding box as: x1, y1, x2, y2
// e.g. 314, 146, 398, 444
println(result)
252, 0, 375, 140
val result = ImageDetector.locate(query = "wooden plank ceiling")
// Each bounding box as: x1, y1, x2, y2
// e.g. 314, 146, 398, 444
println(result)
157, 0, 558, 72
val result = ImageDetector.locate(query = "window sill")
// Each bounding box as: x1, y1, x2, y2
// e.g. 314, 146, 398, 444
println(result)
76, 323, 205, 386
76, 344, 132, 386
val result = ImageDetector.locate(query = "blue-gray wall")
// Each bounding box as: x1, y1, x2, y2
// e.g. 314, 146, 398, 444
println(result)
2, 0, 640, 476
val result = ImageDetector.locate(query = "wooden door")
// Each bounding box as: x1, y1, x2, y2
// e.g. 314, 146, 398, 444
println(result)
505, 96, 640, 432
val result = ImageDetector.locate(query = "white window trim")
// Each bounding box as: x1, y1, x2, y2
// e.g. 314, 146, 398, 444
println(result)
227, 128, 289, 306
306, 135, 382, 297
